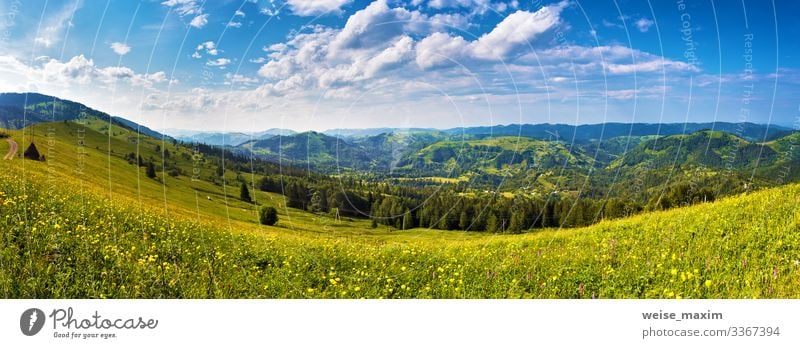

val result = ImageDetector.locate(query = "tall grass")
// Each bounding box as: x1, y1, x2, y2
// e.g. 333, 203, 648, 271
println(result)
1, 166, 799, 299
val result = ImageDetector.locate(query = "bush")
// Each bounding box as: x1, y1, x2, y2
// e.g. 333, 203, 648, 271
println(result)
259, 206, 278, 226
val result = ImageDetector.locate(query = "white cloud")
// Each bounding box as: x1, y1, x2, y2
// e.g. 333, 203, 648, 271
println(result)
363, 36, 414, 78
427, 0, 489, 10
635, 18, 654, 33
415, 32, 469, 69
110, 42, 131, 55
224, 73, 259, 86
606, 59, 698, 74
192, 41, 218, 58
143, 88, 226, 112
605, 86, 670, 100
161, 0, 202, 16
206, 58, 231, 68
190, 14, 209, 28
227, 9, 246, 28
245, 0, 700, 116
0, 55, 169, 89
162, 0, 208, 28
329, 0, 412, 52
471, 1, 567, 60
287, 0, 352, 16
519, 45, 699, 76
34, 0, 81, 48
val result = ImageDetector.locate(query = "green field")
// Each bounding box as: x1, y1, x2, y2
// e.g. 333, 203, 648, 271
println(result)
1, 121, 798, 298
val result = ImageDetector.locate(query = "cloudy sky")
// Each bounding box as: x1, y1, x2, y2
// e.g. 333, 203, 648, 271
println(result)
0, 0, 798, 132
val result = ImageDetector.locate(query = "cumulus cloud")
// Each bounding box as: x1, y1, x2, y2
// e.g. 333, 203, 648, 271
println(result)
224, 73, 259, 86
605, 86, 670, 100
328, 0, 417, 52
190, 14, 209, 28
110, 42, 131, 55
161, 0, 202, 16
635, 18, 654, 33
605, 59, 698, 74
419, 0, 516, 15
287, 0, 352, 16
192, 41, 218, 58
324, 0, 469, 57
206, 58, 231, 68
228, 9, 245, 28
162, 0, 209, 28
470, 1, 567, 60
415, 32, 469, 69
247, 0, 699, 106
0, 55, 169, 89
143, 88, 226, 112
520, 44, 699, 75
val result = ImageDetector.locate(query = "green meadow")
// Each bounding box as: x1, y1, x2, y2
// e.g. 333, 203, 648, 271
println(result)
0, 120, 798, 298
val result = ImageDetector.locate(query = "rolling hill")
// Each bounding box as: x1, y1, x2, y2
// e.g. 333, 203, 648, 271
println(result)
0, 93, 798, 298
0, 92, 171, 140
168, 128, 297, 146
1, 138, 798, 298
445, 122, 793, 143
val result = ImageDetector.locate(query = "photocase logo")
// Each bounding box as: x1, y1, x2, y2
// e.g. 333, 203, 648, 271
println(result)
20, 308, 46, 336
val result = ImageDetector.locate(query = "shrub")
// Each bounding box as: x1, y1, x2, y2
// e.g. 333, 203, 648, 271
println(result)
259, 206, 278, 226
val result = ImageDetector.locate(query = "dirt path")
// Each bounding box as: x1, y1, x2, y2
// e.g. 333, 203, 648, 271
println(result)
4, 138, 18, 160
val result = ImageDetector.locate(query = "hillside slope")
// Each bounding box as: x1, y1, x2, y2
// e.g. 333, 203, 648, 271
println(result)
0, 151, 798, 298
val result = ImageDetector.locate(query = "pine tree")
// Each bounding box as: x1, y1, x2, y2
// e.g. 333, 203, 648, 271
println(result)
486, 213, 499, 233
146, 162, 157, 179
240, 182, 252, 203
458, 211, 470, 231
508, 211, 525, 234
402, 210, 414, 230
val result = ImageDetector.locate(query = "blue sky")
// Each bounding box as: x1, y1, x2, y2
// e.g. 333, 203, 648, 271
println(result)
0, 0, 798, 132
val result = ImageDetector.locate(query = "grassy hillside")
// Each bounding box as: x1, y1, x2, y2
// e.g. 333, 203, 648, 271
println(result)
1, 133, 798, 298
398, 136, 591, 174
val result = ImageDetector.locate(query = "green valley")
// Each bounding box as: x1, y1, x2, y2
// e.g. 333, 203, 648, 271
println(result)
0, 93, 799, 298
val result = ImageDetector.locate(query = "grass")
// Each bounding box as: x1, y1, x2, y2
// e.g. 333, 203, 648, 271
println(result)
0, 121, 799, 298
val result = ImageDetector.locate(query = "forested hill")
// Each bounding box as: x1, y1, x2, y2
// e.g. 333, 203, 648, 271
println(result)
0, 92, 171, 140
441, 122, 793, 143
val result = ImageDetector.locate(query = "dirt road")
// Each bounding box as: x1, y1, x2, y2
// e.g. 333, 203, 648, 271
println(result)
4, 138, 18, 160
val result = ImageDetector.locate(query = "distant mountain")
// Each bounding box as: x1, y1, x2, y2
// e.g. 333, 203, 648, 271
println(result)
444, 122, 792, 143
244, 131, 373, 169
0, 92, 106, 128
167, 128, 297, 146
394, 136, 593, 177
0, 92, 171, 140
610, 130, 776, 170
111, 117, 173, 142
323, 127, 437, 138
347, 131, 447, 171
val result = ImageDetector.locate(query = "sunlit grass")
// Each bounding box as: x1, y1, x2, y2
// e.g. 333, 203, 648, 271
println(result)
0, 121, 798, 298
